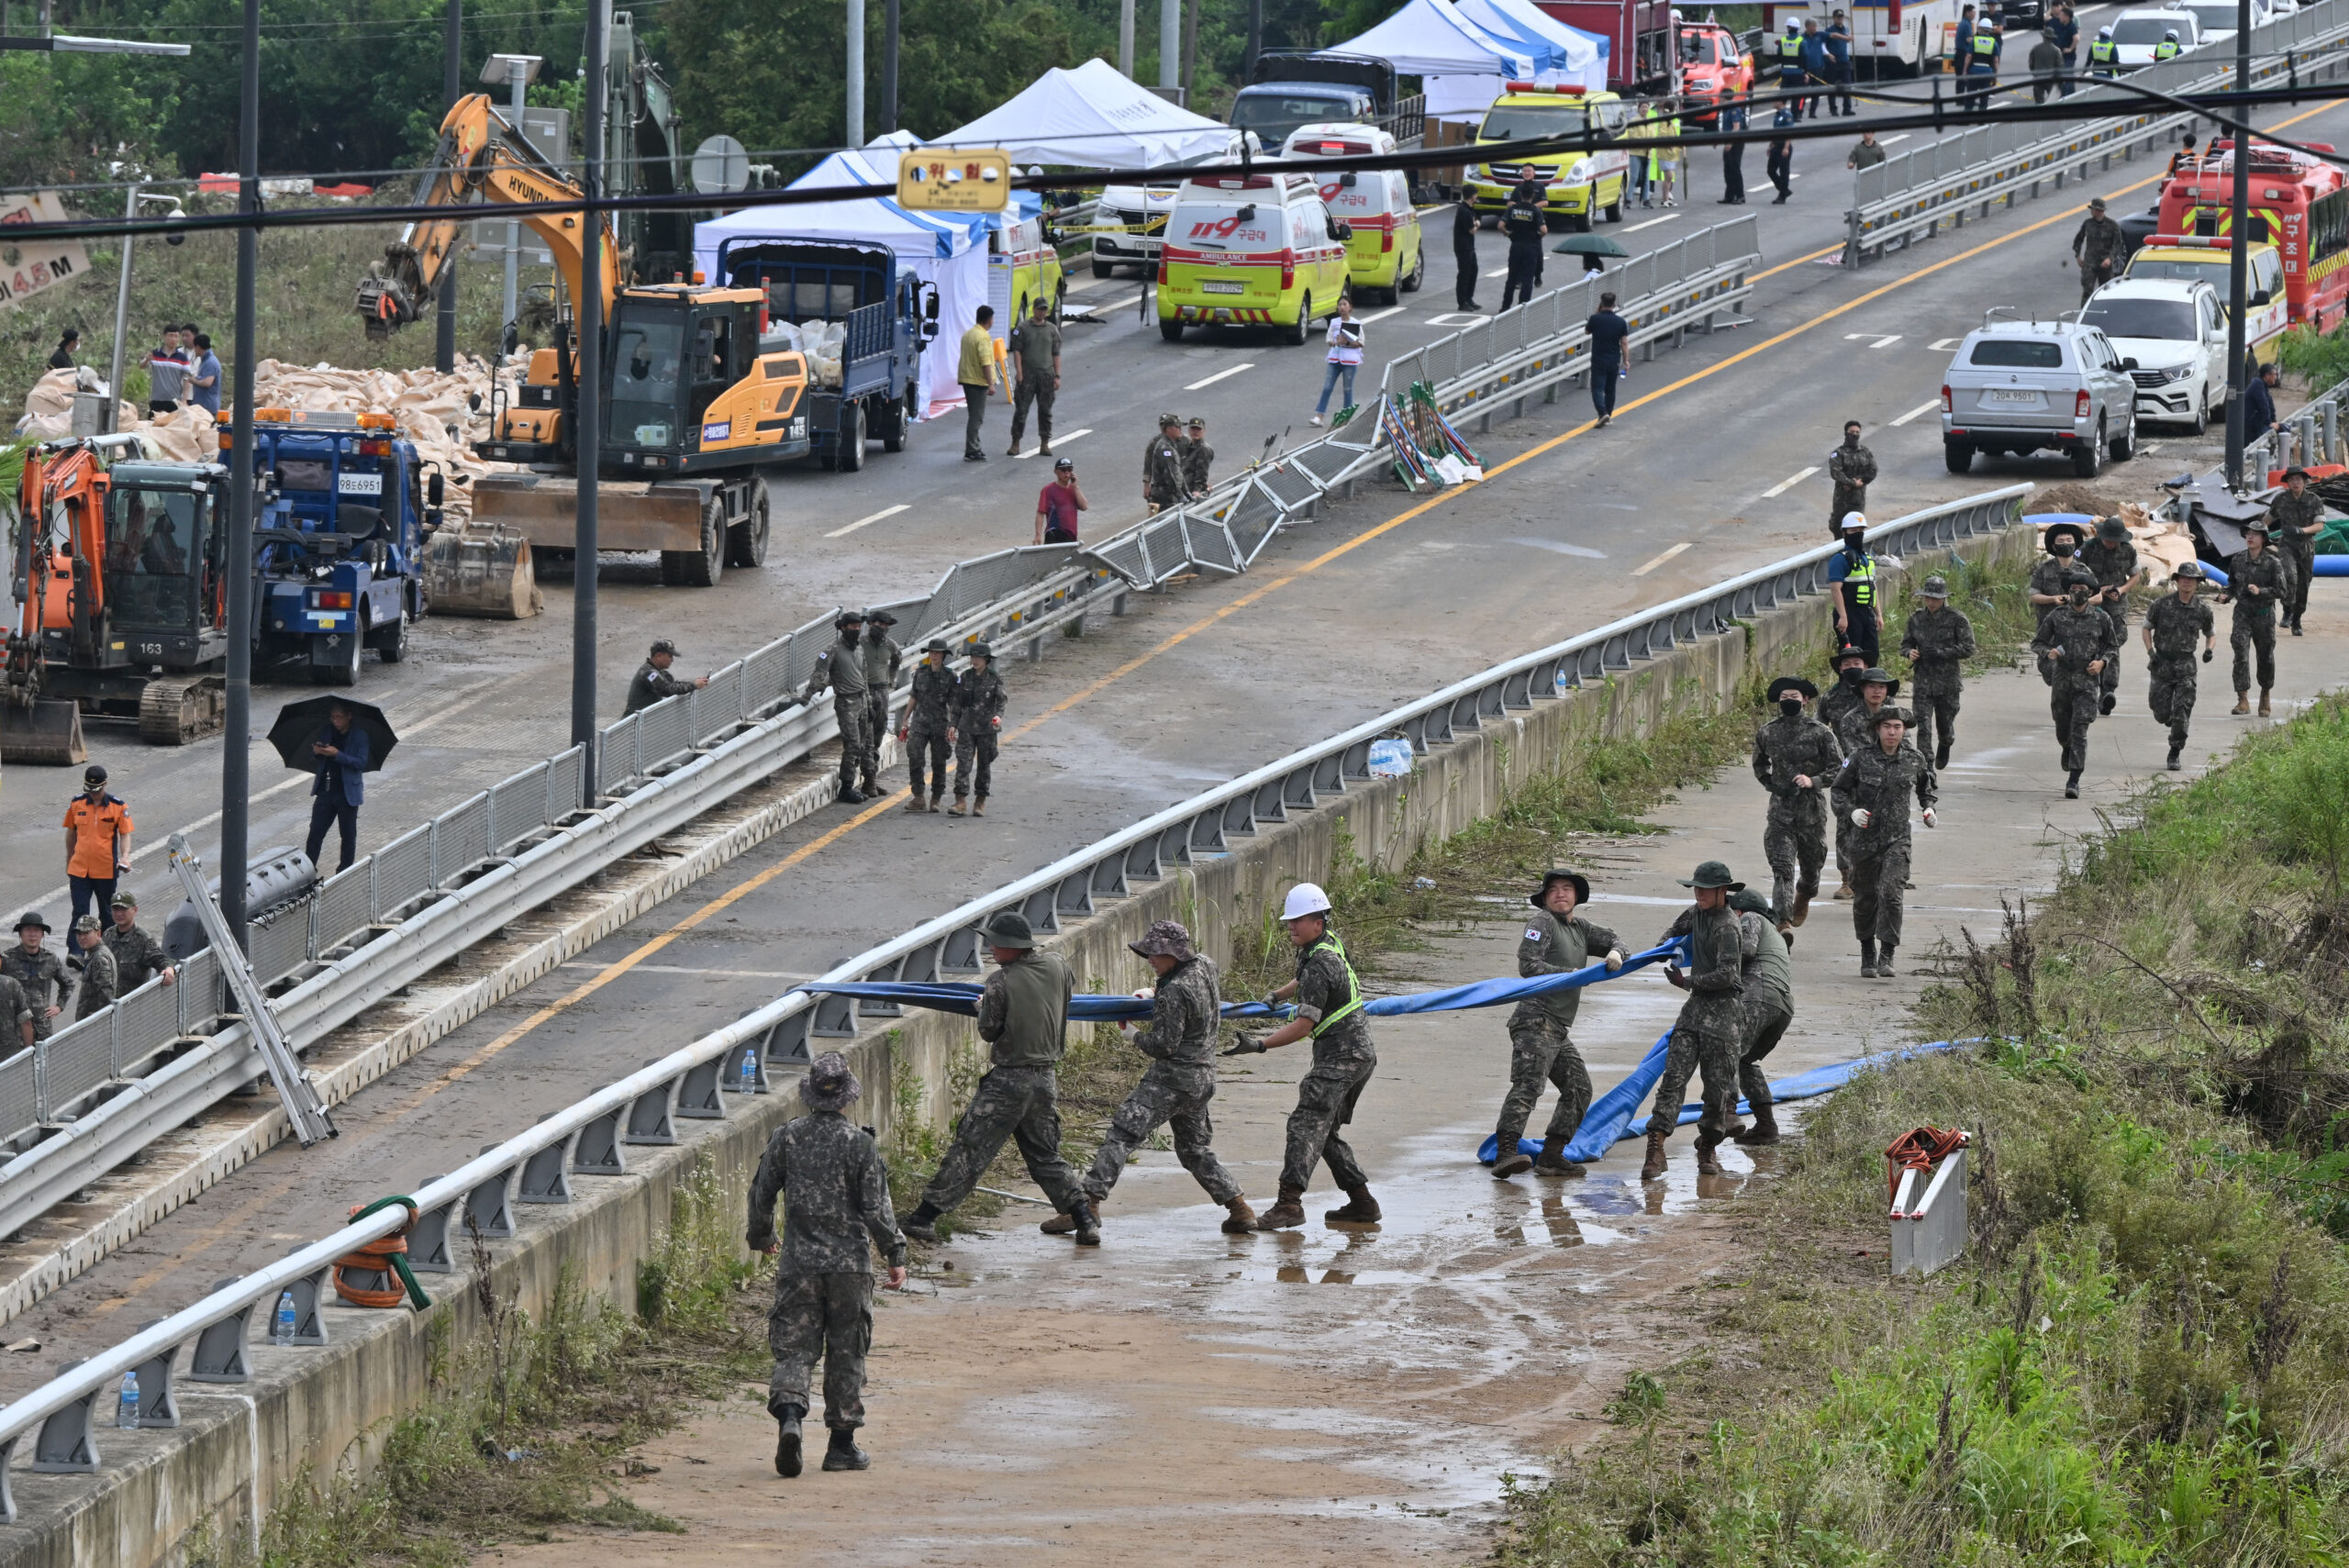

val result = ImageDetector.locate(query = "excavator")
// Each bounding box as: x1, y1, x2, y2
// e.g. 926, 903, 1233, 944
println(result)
2, 435, 232, 764
356, 93, 810, 591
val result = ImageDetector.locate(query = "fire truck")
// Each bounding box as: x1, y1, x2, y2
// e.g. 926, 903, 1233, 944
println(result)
2156, 139, 2349, 335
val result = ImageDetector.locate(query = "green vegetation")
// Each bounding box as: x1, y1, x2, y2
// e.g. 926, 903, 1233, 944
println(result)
2271, 321, 2349, 395
1497, 695, 2349, 1568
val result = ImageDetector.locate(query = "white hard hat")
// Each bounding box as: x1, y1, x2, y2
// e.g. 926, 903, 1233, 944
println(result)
1842, 510, 1867, 531
1281, 882, 1334, 921
2098, 23, 2111, 34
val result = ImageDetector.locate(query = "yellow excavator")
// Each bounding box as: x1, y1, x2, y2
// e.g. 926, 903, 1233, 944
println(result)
357, 93, 810, 593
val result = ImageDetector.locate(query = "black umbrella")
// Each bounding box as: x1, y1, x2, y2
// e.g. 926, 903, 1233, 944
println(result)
1551, 234, 1630, 258
267, 695, 397, 775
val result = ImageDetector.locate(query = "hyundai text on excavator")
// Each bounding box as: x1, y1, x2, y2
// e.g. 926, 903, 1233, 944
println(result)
3, 435, 231, 764
357, 92, 809, 588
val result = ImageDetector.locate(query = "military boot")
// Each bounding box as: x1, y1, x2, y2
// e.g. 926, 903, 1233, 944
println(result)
1935, 740, 1952, 771
1255, 1184, 1308, 1229
1492, 1142, 1533, 1179
2099, 692, 2116, 716
1221, 1195, 1258, 1233
2065, 770, 2081, 799
973, 799, 987, 817
903, 795, 928, 814
1731, 1107, 1780, 1146
1778, 921, 1797, 951
1876, 943, 1897, 978
1831, 880, 1855, 901
1694, 1133, 1724, 1176
2233, 691, 2252, 715
839, 784, 868, 806
2166, 742, 2184, 772
1041, 1195, 1103, 1235
1325, 1184, 1383, 1225
1639, 1128, 1669, 1181
774, 1407, 806, 1477
822, 1428, 871, 1472
899, 1202, 942, 1243
948, 797, 968, 817
2260, 688, 2273, 717
1532, 1140, 1586, 1177
1791, 890, 1813, 926
1859, 938, 1878, 979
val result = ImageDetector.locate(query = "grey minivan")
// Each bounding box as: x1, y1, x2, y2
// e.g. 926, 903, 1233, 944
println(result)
1941, 317, 2138, 478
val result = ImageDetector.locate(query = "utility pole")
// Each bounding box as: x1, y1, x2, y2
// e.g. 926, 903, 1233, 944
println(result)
844, 0, 864, 146
435, 0, 461, 375
1181, 0, 1200, 102
1159, 0, 1179, 92
1245, 0, 1263, 78
104, 183, 139, 434
881, 0, 899, 134
1119, 0, 1134, 78
224, 0, 259, 945
2223, 0, 2252, 488
573, 0, 604, 768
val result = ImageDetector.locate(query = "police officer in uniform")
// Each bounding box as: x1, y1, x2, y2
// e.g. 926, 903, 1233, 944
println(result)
949, 643, 1006, 817
2077, 516, 2143, 712
1965, 17, 2000, 111
1500, 177, 1547, 311
807, 609, 874, 805
1828, 515, 1883, 661
2155, 27, 2182, 59
1489, 870, 1623, 1181
104, 892, 174, 988
860, 608, 904, 758
2088, 25, 2119, 75
899, 639, 956, 813
1226, 883, 1382, 1229
2223, 520, 2294, 717
2032, 570, 2114, 796
622, 639, 708, 715
2143, 562, 2217, 770
2268, 466, 2324, 635
1143, 413, 1186, 514
2, 913, 67, 1041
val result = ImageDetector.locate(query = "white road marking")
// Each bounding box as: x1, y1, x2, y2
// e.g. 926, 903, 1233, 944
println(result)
1843, 332, 1903, 349
1184, 362, 1256, 390
1013, 428, 1091, 456
1929, 337, 1963, 350
1507, 537, 1609, 558
1889, 399, 1943, 426
1423, 312, 1487, 327
1486, 264, 1512, 277
1620, 213, 1680, 233
1631, 540, 1693, 576
1879, 133, 1910, 145
1761, 464, 1821, 497
826, 503, 909, 539
1353, 305, 1408, 325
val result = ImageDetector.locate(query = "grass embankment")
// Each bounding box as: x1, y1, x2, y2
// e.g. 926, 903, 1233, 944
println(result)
1497, 696, 2349, 1567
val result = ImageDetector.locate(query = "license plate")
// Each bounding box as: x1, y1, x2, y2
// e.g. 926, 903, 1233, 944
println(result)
338, 472, 383, 495
1985, 389, 2042, 405
1199, 280, 1246, 295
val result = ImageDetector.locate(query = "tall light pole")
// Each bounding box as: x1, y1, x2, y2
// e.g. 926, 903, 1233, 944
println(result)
1159, 0, 1179, 92
223, 0, 259, 944
1119, 0, 1134, 78
435, 0, 462, 375
881, 0, 899, 134
2222, 0, 2253, 488
845, 0, 864, 146
104, 188, 187, 432
484, 52, 542, 339
573, 0, 605, 768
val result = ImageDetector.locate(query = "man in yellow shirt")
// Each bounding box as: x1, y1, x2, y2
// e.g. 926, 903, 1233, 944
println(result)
62, 763, 133, 923
957, 305, 1000, 462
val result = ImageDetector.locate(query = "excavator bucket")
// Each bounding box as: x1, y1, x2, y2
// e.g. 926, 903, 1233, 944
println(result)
0, 699, 88, 766
423, 522, 544, 619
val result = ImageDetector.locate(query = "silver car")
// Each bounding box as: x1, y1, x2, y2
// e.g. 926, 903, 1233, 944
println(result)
1941, 316, 2139, 479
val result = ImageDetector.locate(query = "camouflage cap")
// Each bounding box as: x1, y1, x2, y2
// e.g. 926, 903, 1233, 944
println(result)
2285, 465, 2311, 480
835, 607, 866, 627
2243, 518, 2273, 536
1859, 666, 1896, 685
801, 1051, 862, 1111
1678, 860, 1743, 891
1129, 919, 1196, 962
1186, 414, 1207, 428
72, 915, 100, 934
866, 608, 898, 627
2175, 561, 2206, 579
1159, 411, 1181, 428
969, 642, 994, 660
1871, 704, 1911, 729
110, 890, 137, 908
1920, 574, 1950, 597
649, 638, 677, 656
2065, 564, 2100, 588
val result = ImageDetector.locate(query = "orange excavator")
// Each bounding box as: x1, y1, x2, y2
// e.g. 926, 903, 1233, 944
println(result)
2, 435, 230, 764
357, 93, 811, 589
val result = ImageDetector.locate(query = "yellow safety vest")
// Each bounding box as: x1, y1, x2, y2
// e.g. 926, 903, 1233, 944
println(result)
2089, 37, 2118, 65
1299, 931, 1364, 1038
2155, 38, 2181, 58
1842, 551, 1878, 608
1970, 29, 1998, 60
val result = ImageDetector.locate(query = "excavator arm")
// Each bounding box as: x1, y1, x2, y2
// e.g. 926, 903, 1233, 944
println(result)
356, 93, 623, 340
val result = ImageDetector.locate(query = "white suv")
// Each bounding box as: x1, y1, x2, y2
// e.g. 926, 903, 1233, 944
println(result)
2080, 277, 2229, 432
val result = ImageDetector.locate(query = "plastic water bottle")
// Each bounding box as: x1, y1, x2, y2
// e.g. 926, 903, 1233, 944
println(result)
739, 1049, 757, 1094
273, 1291, 296, 1346
115, 1371, 139, 1429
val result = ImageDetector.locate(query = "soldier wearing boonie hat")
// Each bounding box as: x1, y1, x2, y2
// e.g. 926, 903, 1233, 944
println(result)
1489, 871, 1623, 1182
2, 913, 65, 1041
1642, 861, 1747, 1181
2268, 464, 2323, 636
1898, 571, 1976, 770
2143, 560, 2217, 770
1831, 705, 1937, 974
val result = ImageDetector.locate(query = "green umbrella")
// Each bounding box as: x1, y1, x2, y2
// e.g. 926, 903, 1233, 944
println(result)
1551, 234, 1630, 258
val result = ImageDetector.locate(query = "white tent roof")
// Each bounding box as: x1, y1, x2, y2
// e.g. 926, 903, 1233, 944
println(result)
1328, 0, 1543, 78
928, 58, 1233, 170
1459, 0, 1608, 82
693, 146, 985, 266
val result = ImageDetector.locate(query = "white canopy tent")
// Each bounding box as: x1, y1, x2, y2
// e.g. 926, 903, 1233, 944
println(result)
928, 57, 1233, 170
1455, 0, 1607, 91
693, 144, 990, 413
1327, 0, 1543, 78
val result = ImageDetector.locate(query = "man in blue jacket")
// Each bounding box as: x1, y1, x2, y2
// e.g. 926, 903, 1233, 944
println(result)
1823, 11, 1854, 116
304, 701, 371, 873
1798, 19, 1830, 118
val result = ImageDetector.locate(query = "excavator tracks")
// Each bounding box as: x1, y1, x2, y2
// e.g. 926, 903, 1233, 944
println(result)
138, 675, 226, 746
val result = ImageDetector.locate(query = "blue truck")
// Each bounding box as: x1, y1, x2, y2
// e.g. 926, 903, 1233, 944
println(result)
714, 239, 938, 473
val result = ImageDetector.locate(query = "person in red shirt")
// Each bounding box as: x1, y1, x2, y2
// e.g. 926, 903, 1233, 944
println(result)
1033, 458, 1088, 545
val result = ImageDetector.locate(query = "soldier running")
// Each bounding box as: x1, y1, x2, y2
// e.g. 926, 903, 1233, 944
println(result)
948, 643, 1006, 817
808, 610, 875, 805
67, 916, 117, 1022
1641, 861, 1747, 1181
2224, 520, 2295, 717
1489, 869, 1623, 1181
2, 913, 67, 1041
2143, 562, 2217, 771
747, 1051, 907, 1478
901, 911, 1100, 1245
898, 640, 956, 813
2077, 516, 2143, 713
2269, 465, 2323, 636
1819, 643, 1871, 900
1832, 706, 1937, 976
861, 609, 904, 755
622, 638, 708, 716
103, 892, 175, 988
1182, 414, 1214, 498
1143, 413, 1186, 515
1752, 676, 1844, 931
1725, 888, 1795, 1146
1226, 883, 1382, 1229
2033, 569, 2112, 796
1898, 573, 1977, 770
1056, 919, 1257, 1235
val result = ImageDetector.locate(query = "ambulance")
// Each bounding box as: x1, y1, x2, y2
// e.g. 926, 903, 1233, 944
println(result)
1281, 123, 1426, 305
1157, 172, 1353, 344
1465, 83, 1633, 230
985, 208, 1064, 329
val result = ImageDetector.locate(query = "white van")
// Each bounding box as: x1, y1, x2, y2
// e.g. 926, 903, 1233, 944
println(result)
1092, 129, 1260, 279
1280, 123, 1425, 305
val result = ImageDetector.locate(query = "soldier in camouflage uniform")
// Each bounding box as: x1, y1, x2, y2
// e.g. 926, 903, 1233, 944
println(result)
1059, 920, 1256, 1234
2, 913, 67, 1042
2143, 562, 2217, 771
807, 610, 874, 805
1827, 421, 1877, 538
1143, 412, 1186, 514
1182, 414, 1214, 498
2032, 569, 2110, 797
68, 917, 116, 1022
622, 638, 707, 716
898, 640, 957, 812
1725, 888, 1795, 1146
860, 609, 904, 763
1752, 675, 1844, 929
2077, 517, 2143, 712
1490, 870, 1623, 1181
901, 911, 1099, 1244
103, 892, 174, 989
746, 1051, 906, 1478
1228, 882, 1381, 1229
1819, 642, 1871, 738
2268, 466, 2324, 635
2223, 521, 2295, 717
1641, 861, 1747, 1181
0, 971, 30, 1050
1898, 573, 1976, 770
2028, 520, 2090, 684
1832, 706, 1937, 976
948, 644, 1007, 817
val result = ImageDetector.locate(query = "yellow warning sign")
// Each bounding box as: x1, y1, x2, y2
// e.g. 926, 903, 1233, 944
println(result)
898, 149, 1013, 212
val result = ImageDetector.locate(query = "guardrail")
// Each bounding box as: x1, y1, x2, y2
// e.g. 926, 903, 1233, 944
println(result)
0, 221, 1762, 1289
0, 478, 2034, 1521
1844, 1, 2349, 265
2248, 369, 2349, 475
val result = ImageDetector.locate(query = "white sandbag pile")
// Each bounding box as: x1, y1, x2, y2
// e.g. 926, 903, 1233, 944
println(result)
761, 320, 846, 387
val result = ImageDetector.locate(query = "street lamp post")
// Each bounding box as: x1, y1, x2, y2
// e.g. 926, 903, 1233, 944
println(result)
483, 52, 543, 340
102, 186, 187, 435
